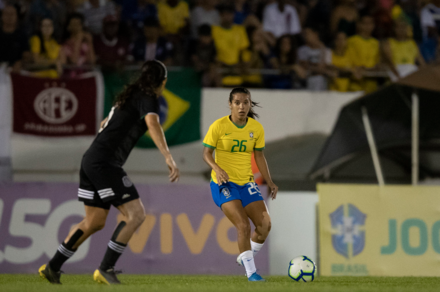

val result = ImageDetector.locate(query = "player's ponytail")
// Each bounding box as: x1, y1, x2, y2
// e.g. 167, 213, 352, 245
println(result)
229, 87, 260, 119
114, 60, 167, 108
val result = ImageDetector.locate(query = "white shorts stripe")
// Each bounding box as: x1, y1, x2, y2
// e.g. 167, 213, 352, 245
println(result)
58, 244, 75, 257
78, 191, 94, 196
78, 188, 94, 194
98, 190, 114, 195
100, 193, 115, 199
108, 241, 125, 253
78, 194, 94, 199
98, 188, 113, 193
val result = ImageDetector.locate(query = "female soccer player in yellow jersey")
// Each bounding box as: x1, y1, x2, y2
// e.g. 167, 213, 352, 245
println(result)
202, 87, 278, 282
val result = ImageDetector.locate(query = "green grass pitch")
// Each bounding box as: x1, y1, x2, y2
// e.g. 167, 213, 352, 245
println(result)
1, 274, 440, 292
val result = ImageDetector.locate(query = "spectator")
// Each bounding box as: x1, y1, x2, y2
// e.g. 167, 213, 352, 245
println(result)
28, 0, 67, 40
420, 0, 440, 62
267, 34, 306, 89
131, 17, 174, 65
346, 15, 380, 93
77, 0, 116, 35
189, 24, 221, 87
60, 12, 96, 77
118, 0, 157, 39
212, 4, 249, 86
234, 0, 251, 25
158, 0, 189, 65
383, 19, 425, 81
262, 0, 301, 38
191, 0, 220, 37
157, 0, 189, 36
233, 0, 264, 29
330, 0, 358, 37
304, 0, 332, 45
93, 15, 129, 72
373, 0, 395, 39
297, 26, 331, 91
400, 0, 423, 44
29, 17, 63, 78
242, 26, 276, 87
0, 4, 30, 71
329, 32, 358, 92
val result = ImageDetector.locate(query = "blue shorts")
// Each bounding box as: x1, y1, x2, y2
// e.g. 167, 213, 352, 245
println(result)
210, 181, 264, 208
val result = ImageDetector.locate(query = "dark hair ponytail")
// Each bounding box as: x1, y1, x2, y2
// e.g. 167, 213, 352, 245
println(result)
229, 87, 259, 119
114, 60, 167, 108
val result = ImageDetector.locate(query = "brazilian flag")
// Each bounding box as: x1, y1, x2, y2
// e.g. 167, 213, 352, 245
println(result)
102, 68, 201, 148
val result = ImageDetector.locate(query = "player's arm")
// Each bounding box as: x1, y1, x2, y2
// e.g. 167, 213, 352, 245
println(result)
100, 117, 108, 129
145, 114, 179, 182
202, 146, 229, 185
254, 150, 278, 200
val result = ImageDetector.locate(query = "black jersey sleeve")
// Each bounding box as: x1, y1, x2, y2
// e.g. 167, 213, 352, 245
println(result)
135, 92, 160, 119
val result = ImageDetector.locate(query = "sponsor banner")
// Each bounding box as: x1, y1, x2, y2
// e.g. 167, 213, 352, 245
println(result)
11, 73, 102, 136
0, 183, 268, 274
318, 184, 440, 276
103, 68, 201, 148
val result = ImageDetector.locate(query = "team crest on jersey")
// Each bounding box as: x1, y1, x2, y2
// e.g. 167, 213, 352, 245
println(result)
122, 176, 133, 187
222, 188, 231, 199
249, 131, 254, 139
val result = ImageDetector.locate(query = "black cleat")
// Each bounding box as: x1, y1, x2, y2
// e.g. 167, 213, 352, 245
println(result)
39, 264, 62, 284
93, 267, 121, 285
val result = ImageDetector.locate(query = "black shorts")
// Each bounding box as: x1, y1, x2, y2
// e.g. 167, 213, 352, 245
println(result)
78, 157, 139, 210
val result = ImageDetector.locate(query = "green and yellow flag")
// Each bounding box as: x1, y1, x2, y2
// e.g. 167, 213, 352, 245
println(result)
103, 68, 201, 148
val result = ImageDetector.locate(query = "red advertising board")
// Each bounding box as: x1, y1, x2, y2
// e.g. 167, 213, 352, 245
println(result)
11, 73, 98, 136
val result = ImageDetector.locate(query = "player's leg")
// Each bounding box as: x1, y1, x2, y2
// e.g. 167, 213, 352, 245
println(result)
40, 205, 109, 284
222, 200, 252, 252
97, 199, 145, 272
235, 182, 268, 268
222, 200, 264, 281
244, 200, 271, 257
93, 178, 144, 285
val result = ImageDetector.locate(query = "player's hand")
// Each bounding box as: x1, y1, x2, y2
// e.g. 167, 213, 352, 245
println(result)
215, 168, 229, 185
166, 156, 179, 182
268, 182, 278, 200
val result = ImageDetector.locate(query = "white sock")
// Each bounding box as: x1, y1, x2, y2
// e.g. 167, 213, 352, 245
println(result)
240, 250, 257, 278
251, 240, 264, 257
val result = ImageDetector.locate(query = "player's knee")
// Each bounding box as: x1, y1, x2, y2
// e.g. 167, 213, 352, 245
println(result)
261, 221, 271, 239
236, 221, 251, 237
87, 220, 106, 232
257, 213, 271, 240
129, 211, 146, 227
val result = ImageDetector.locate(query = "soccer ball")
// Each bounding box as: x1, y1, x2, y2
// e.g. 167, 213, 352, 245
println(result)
288, 256, 317, 282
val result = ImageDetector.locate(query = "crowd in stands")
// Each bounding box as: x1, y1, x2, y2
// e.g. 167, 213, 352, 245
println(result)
0, 0, 439, 92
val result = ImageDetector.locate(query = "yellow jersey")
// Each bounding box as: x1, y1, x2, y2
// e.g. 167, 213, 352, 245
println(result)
388, 38, 418, 65
158, 1, 189, 34
330, 49, 353, 92
347, 35, 379, 68
203, 116, 265, 185
212, 25, 249, 66
29, 35, 61, 78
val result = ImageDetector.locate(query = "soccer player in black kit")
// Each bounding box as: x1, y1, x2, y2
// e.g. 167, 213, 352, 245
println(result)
39, 60, 180, 285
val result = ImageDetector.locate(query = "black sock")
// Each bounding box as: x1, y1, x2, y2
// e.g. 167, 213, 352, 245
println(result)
99, 240, 126, 271
48, 243, 76, 272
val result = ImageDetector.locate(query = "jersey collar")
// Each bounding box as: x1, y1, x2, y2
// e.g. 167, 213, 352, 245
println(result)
228, 115, 247, 129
